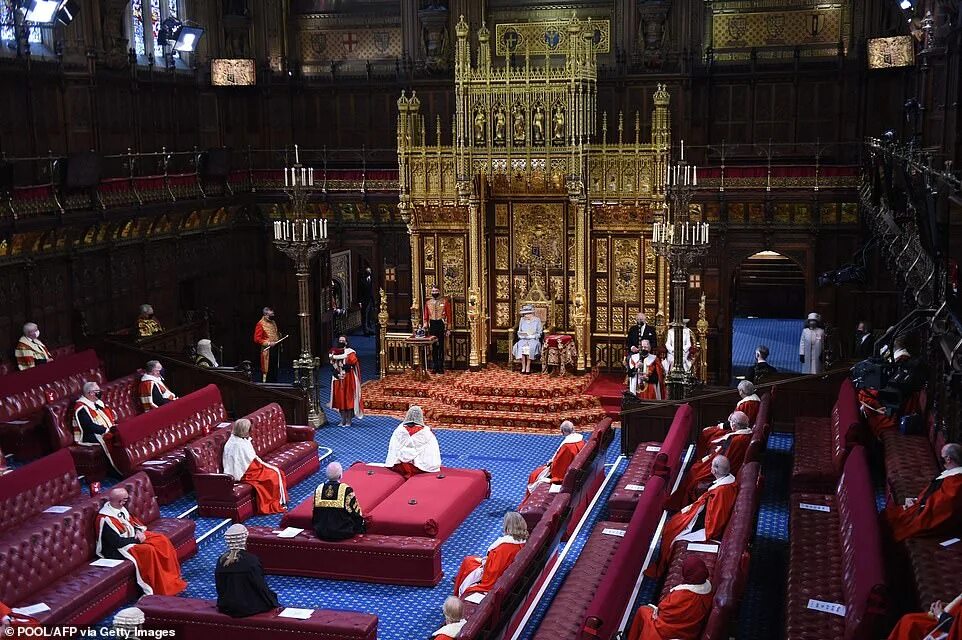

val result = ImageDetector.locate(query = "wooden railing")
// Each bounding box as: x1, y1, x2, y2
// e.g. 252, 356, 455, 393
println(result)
619, 367, 851, 455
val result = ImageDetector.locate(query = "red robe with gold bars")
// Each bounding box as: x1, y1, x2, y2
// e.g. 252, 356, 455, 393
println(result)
524, 433, 584, 498
648, 474, 738, 578
453, 535, 525, 599
73, 396, 120, 472
885, 467, 962, 542
139, 374, 176, 412
328, 347, 364, 418
14, 336, 52, 370
627, 580, 714, 640
253, 316, 280, 380
96, 503, 187, 596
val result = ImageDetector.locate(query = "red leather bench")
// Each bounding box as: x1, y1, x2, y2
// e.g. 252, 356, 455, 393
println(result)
0, 448, 85, 530
520, 418, 613, 531
785, 446, 887, 640
0, 349, 104, 460
185, 402, 319, 521
245, 526, 443, 586
43, 372, 142, 482
0, 471, 195, 625
458, 493, 572, 640
111, 384, 230, 504
607, 404, 694, 522
137, 596, 378, 640
792, 379, 863, 494
656, 462, 763, 640
879, 394, 940, 506
0, 344, 75, 377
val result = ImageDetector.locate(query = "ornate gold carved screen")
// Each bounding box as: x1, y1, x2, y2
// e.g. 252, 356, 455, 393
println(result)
397, 15, 670, 372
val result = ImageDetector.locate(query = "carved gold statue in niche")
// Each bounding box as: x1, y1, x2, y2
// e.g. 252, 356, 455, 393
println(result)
494, 107, 506, 145
513, 107, 526, 144
552, 106, 565, 144
474, 109, 486, 145
532, 105, 545, 144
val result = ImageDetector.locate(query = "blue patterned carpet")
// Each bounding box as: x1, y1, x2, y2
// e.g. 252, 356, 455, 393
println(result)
732, 317, 806, 379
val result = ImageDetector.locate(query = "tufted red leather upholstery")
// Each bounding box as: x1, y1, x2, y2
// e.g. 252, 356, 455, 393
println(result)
459, 493, 572, 640
184, 402, 319, 521
0, 470, 195, 625
137, 595, 378, 640
111, 384, 228, 504
246, 525, 444, 586
520, 418, 613, 531
786, 446, 887, 640
608, 404, 694, 522
792, 379, 863, 494
0, 344, 76, 378
0, 449, 82, 530
903, 537, 962, 609
880, 429, 939, 505
0, 349, 104, 460
42, 373, 143, 482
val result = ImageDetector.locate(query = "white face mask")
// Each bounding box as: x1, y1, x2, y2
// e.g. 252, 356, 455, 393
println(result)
33, 330, 40, 339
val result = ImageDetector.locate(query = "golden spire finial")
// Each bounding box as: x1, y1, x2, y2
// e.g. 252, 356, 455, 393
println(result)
653, 83, 670, 107
409, 91, 420, 111
397, 90, 408, 111
456, 15, 469, 38
478, 21, 490, 41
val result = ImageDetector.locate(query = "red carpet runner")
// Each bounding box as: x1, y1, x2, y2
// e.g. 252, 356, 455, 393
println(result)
362, 366, 609, 433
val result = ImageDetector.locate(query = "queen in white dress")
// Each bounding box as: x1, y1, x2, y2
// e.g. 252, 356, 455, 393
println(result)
512, 304, 543, 374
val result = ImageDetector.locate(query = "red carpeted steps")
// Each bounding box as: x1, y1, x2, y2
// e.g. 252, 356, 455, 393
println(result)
362, 367, 608, 433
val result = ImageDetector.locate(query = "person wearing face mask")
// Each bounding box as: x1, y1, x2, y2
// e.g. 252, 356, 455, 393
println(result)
137, 304, 164, 337
253, 306, 282, 383
422, 284, 452, 374
854, 320, 873, 359
799, 312, 825, 374
73, 381, 120, 472
626, 312, 657, 352
222, 419, 287, 514
328, 335, 364, 427
638, 339, 665, 400
97, 487, 187, 596
138, 360, 177, 412
15, 322, 53, 370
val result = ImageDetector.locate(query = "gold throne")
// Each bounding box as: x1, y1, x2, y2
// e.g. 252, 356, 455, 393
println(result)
512, 277, 555, 371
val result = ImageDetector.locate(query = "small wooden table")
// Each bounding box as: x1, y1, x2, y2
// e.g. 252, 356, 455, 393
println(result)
543, 334, 576, 375
405, 335, 438, 380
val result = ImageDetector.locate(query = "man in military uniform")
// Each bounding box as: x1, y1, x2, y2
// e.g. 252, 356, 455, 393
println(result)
422, 284, 452, 374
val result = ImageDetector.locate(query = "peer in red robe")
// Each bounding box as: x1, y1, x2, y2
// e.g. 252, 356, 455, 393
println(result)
630, 557, 714, 640
524, 420, 583, 498
697, 383, 760, 457
888, 593, 962, 640
385, 406, 441, 478
139, 361, 177, 412
432, 596, 467, 640
638, 348, 666, 400
454, 512, 528, 600
222, 419, 287, 515
885, 445, 962, 543
0, 601, 40, 627
328, 336, 364, 427
673, 412, 751, 508
647, 456, 737, 579
96, 488, 187, 596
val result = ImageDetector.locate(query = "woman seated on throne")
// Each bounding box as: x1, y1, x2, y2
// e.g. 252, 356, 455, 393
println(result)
512, 304, 543, 374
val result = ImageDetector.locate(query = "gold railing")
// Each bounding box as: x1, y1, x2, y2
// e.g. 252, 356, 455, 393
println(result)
378, 288, 415, 377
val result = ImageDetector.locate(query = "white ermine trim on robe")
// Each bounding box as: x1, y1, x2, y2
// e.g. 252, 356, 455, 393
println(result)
675, 474, 735, 542
141, 374, 175, 399
641, 354, 662, 399
937, 466, 962, 481
74, 396, 120, 472
709, 428, 753, 445
670, 580, 713, 595
737, 394, 760, 407
222, 434, 287, 504
433, 620, 467, 638
97, 503, 152, 595
528, 433, 584, 493
385, 423, 442, 472
328, 348, 364, 418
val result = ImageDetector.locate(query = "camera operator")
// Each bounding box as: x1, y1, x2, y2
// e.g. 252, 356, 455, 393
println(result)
853, 337, 925, 438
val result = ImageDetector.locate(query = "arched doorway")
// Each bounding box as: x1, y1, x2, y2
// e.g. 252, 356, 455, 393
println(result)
731, 251, 806, 379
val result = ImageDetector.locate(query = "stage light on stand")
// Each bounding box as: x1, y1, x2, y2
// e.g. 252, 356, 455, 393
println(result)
22, 0, 59, 23
173, 25, 204, 52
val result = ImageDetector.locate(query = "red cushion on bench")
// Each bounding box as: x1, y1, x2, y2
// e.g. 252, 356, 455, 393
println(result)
138, 595, 378, 640
281, 463, 406, 530
367, 467, 490, 538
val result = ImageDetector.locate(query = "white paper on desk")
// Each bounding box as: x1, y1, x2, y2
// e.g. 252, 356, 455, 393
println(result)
277, 608, 314, 620
548, 484, 562, 494
215, 422, 232, 429
12, 603, 50, 616
687, 543, 719, 553
601, 528, 626, 537
90, 558, 125, 568
5, 419, 30, 425
140, 461, 165, 466
645, 446, 661, 452
275, 527, 304, 538
43, 505, 71, 514
807, 599, 846, 617
798, 502, 831, 513
365, 462, 388, 467
463, 593, 486, 604
624, 484, 645, 492
941, 537, 960, 547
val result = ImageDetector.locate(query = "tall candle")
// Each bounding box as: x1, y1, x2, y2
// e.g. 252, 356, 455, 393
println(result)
681, 139, 685, 161
295, 144, 299, 164
693, 166, 698, 186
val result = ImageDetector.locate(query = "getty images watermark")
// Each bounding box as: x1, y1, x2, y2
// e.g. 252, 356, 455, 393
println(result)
2, 628, 176, 638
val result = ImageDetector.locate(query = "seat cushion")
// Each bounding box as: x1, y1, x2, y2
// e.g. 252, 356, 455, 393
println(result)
138, 595, 378, 640
21, 561, 137, 625
136, 448, 189, 484
606, 441, 662, 522
367, 467, 490, 538
904, 537, 962, 611
281, 463, 407, 530
0, 448, 81, 529
880, 430, 938, 504
792, 417, 835, 494
261, 440, 318, 476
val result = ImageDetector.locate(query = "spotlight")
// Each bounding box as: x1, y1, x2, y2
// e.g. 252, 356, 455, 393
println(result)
173, 26, 204, 52
56, 0, 78, 25
22, 0, 60, 23
900, 0, 912, 9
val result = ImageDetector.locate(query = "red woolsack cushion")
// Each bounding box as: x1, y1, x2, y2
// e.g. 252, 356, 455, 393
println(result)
281, 463, 406, 530
366, 467, 491, 539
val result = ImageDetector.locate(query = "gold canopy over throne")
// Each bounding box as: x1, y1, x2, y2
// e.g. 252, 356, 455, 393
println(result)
397, 14, 672, 372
